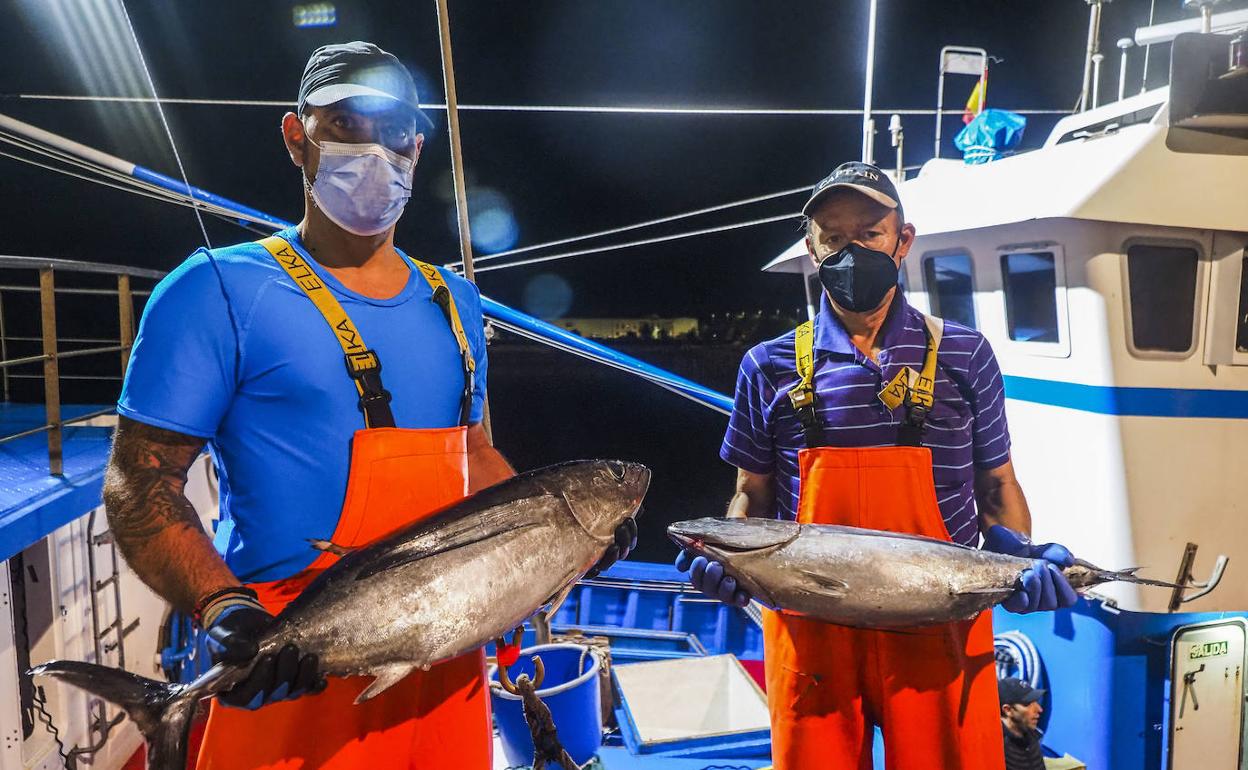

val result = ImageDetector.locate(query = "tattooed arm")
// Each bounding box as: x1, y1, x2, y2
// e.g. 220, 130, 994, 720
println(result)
103, 416, 241, 613
974, 457, 1033, 538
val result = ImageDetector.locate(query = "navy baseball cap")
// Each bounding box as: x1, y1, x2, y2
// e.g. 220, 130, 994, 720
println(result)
998, 677, 1045, 706
298, 41, 433, 129
803, 161, 903, 217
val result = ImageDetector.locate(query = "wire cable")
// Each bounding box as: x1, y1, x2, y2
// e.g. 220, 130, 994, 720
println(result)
116, 0, 213, 248
0, 144, 273, 230
458, 184, 811, 269
3, 92, 1075, 116
474, 212, 800, 273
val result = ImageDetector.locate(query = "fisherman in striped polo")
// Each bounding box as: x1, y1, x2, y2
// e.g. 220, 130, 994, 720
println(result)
675, 161, 1079, 770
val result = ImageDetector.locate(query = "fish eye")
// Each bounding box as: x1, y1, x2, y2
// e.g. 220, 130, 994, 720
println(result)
606, 461, 626, 481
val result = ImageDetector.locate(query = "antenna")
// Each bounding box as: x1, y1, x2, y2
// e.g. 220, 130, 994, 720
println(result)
1182, 0, 1226, 33
1079, 0, 1110, 113
1117, 38, 1135, 102
889, 114, 904, 182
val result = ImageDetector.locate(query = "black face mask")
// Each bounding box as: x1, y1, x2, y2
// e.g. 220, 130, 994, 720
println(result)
817, 241, 900, 313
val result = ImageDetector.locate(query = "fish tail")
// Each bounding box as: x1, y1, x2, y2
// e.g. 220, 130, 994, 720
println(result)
1076, 564, 1186, 590
29, 660, 197, 770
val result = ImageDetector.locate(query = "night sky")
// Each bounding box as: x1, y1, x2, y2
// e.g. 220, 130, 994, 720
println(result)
3, 0, 1236, 318
3, 0, 1244, 558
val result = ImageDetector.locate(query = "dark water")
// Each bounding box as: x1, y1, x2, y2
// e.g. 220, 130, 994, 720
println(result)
487, 339, 747, 564
1, 288, 753, 565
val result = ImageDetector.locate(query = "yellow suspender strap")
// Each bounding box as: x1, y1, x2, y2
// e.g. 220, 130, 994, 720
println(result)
257, 236, 475, 427
790, 321, 816, 408
406, 257, 477, 425
788, 320, 824, 448
896, 313, 944, 446
790, 313, 944, 448
908, 314, 944, 410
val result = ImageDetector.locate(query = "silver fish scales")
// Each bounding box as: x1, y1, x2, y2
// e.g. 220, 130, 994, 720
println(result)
31, 460, 649, 769
668, 517, 1183, 630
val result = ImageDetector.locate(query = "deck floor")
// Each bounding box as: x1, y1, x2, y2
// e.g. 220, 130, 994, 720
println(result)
0, 402, 114, 561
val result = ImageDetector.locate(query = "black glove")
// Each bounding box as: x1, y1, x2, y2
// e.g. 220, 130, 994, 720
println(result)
205, 601, 326, 710
585, 517, 638, 579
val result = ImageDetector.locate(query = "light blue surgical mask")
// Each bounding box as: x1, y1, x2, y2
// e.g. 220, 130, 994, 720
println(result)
305, 138, 416, 236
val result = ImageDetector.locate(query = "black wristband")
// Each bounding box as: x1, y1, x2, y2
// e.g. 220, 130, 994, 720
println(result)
193, 586, 259, 624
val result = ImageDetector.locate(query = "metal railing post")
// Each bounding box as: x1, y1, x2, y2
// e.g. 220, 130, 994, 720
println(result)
117, 274, 133, 376
39, 268, 63, 475
0, 289, 9, 402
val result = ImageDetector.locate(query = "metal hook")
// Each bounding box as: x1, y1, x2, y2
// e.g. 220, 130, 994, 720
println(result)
1168, 543, 1231, 612
530, 655, 546, 690
497, 653, 545, 694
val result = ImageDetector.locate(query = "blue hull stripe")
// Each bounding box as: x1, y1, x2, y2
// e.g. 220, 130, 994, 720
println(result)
1002, 375, 1248, 419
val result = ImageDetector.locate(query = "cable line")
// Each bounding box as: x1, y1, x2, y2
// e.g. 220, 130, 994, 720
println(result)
118, 0, 213, 247
3, 92, 1074, 116
475, 212, 800, 273
458, 184, 811, 268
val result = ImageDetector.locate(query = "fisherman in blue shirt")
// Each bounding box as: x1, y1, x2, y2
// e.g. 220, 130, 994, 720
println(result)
105, 42, 634, 768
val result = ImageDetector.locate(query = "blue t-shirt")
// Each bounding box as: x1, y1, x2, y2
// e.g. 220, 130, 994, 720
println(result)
118, 228, 488, 582
719, 293, 1010, 546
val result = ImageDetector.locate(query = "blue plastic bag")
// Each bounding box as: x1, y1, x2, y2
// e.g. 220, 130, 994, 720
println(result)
955, 108, 1027, 164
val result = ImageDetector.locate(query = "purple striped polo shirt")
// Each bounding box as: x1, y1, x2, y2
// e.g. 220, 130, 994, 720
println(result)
719, 292, 1011, 546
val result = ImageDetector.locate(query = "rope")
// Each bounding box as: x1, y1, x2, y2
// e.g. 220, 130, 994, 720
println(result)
2, 92, 1075, 116
994, 629, 1043, 689
459, 185, 810, 268
31, 686, 70, 767
474, 212, 800, 274
117, 0, 213, 248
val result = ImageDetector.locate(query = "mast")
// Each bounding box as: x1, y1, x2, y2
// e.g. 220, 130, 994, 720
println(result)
861, 0, 879, 163
434, 0, 493, 436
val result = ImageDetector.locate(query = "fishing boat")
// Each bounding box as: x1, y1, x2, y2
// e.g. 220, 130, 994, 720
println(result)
2, 2, 1246, 769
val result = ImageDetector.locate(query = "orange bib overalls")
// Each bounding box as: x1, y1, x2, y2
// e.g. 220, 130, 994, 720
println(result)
762, 315, 1003, 770
196, 237, 491, 769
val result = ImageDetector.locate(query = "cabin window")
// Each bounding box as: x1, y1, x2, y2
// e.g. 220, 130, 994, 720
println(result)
922, 253, 977, 328
1237, 251, 1248, 353
1001, 251, 1059, 343
1126, 244, 1199, 354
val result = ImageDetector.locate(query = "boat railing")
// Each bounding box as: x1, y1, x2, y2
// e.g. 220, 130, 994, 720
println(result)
0, 254, 165, 475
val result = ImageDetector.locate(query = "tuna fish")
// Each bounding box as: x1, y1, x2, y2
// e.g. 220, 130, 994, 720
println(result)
31, 460, 649, 770
668, 517, 1183, 630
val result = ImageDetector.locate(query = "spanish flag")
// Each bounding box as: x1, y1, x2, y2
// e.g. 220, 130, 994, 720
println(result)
963, 71, 986, 124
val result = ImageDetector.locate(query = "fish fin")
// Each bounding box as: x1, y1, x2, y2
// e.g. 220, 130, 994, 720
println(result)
308, 539, 355, 556
544, 580, 578, 617
354, 497, 559, 581
797, 570, 849, 596
355, 665, 414, 704
30, 660, 197, 769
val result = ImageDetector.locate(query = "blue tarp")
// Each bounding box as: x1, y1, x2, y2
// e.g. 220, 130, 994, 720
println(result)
955, 108, 1027, 164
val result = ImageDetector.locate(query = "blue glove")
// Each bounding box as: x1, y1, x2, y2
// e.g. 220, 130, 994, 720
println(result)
674, 551, 751, 608
982, 525, 1079, 613
586, 517, 638, 579
206, 602, 326, 710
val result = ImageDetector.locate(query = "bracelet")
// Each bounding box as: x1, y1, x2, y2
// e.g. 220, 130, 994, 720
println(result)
193, 586, 260, 625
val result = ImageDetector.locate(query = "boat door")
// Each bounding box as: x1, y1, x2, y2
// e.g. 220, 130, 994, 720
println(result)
1202, 231, 1248, 367
1167, 618, 1248, 769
